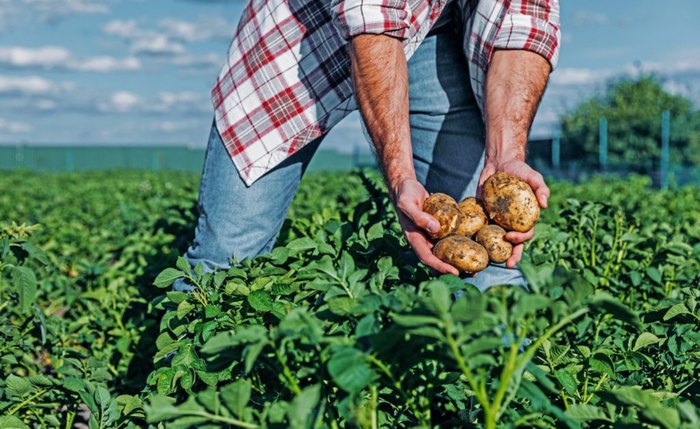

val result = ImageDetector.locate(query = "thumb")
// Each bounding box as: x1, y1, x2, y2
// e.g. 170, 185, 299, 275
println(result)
402, 203, 441, 234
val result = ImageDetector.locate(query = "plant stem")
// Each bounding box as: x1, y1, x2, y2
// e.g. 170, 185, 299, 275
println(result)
367, 354, 425, 425
169, 410, 259, 428
8, 388, 49, 416
443, 319, 490, 418
65, 411, 76, 429
370, 385, 378, 429
274, 348, 301, 395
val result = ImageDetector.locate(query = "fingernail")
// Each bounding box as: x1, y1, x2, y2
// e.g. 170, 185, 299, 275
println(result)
428, 220, 439, 233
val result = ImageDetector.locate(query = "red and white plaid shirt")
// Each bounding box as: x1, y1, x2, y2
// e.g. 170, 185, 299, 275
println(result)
212, 0, 560, 185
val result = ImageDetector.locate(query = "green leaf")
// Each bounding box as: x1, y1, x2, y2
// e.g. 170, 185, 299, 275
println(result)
589, 352, 614, 377
28, 374, 54, 388
390, 313, 443, 327
328, 297, 357, 316
602, 387, 680, 429
646, 267, 662, 285
287, 237, 317, 252
328, 347, 378, 394
633, 332, 661, 351
0, 416, 29, 429
589, 292, 641, 328
288, 384, 321, 428
176, 256, 192, 273
11, 266, 36, 314
451, 292, 484, 322
176, 300, 196, 318
426, 281, 451, 315
663, 303, 690, 321
244, 341, 267, 374
154, 268, 185, 288
554, 370, 577, 396
6, 374, 33, 397
220, 379, 251, 417
367, 223, 384, 241
248, 290, 273, 312
566, 404, 612, 422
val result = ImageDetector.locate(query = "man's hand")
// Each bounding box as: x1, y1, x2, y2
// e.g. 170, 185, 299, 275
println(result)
393, 178, 460, 275
350, 35, 459, 274
478, 159, 549, 268
482, 49, 552, 268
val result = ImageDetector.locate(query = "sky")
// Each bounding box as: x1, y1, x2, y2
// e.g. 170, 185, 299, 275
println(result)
1, 0, 699, 151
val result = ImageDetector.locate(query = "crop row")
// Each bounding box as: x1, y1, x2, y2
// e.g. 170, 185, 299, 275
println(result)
0, 170, 698, 428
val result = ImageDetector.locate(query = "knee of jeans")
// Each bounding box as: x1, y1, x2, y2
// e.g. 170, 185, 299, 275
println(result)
464, 265, 528, 294
172, 277, 197, 293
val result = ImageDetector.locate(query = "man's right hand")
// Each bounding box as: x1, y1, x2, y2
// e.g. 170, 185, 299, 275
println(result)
393, 178, 460, 275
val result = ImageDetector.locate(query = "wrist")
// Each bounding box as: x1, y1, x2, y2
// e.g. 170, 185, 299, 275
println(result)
485, 132, 527, 164
386, 168, 416, 202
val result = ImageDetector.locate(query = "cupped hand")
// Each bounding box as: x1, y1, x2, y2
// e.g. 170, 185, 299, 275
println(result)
393, 178, 460, 275
477, 159, 549, 268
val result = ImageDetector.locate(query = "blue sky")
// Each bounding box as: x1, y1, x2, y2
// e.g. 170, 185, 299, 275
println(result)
1, 0, 699, 150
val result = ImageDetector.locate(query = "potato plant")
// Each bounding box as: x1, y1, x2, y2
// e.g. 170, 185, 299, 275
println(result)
0, 170, 698, 428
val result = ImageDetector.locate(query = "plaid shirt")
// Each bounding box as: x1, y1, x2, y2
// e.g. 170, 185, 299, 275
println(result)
212, 0, 561, 185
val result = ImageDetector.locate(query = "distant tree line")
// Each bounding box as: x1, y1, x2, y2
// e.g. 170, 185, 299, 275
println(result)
556, 74, 700, 170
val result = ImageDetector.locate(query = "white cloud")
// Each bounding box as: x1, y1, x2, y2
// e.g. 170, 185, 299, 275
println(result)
22, 0, 108, 22
103, 19, 139, 38
132, 34, 186, 56
573, 11, 608, 27
98, 91, 144, 113
97, 90, 210, 114
158, 17, 232, 42
152, 120, 198, 133
104, 16, 232, 57
0, 46, 142, 72
171, 52, 222, 69
0, 75, 58, 95
75, 56, 141, 72
0, 118, 31, 133
550, 68, 611, 86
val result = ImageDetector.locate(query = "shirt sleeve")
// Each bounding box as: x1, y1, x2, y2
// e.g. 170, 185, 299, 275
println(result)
331, 0, 413, 40
493, 0, 561, 69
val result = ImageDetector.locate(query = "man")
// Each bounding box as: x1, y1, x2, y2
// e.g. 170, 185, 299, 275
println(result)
174, 0, 559, 292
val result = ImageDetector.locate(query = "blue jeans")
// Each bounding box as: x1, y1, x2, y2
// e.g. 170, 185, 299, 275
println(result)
174, 29, 525, 293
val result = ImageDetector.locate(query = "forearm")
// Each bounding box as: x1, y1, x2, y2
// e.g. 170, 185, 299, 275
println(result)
350, 34, 413, 201
484, 49, 551, 163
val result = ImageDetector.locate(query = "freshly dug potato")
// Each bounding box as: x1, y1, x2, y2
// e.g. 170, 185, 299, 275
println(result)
481, 172, 540, 232
432, 235, 489, 273
423, 193, 463, 239
475, 225, 512, 263
454, 197, 488, 237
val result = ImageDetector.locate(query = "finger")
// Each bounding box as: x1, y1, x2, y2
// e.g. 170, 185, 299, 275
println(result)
505, 229, 535, 244
523, 169, 549, 208
506, 244, 524, 268
399, 202, 441, 235
407, 232, 459, 275
477, 165, 496, 199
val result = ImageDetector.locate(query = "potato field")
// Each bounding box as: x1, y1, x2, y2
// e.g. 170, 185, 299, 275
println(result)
0, 170, 698, 428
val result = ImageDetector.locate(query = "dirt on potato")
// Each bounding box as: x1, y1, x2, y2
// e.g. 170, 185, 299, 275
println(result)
481, 172, 539, 232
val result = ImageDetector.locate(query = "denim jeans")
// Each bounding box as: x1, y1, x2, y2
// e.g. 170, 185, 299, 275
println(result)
174, 25, 525, 293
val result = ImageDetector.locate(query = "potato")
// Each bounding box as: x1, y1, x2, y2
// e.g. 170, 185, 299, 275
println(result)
432, 235, 489, 273
475, 225, 512, 264
454, 197, 488, 237
481, 172, 540, 232
422, 193, 463, 239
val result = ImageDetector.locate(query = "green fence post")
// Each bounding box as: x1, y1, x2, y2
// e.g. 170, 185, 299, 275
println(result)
66, 150, 75, 172
151, 151, 160, 171
551, 125, 561, 170
660, 110, 670, 190
599, 117, 608, 172
15, 145, 24, 169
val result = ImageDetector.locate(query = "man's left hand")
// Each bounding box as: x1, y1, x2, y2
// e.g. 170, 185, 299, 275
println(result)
478, 158, 550, 268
